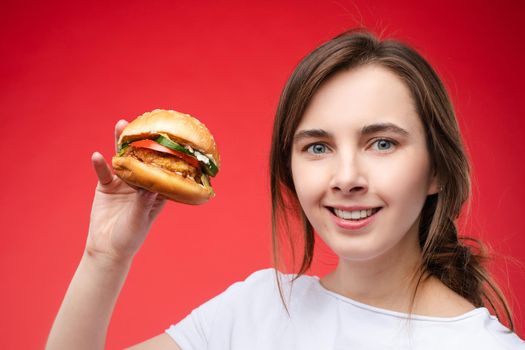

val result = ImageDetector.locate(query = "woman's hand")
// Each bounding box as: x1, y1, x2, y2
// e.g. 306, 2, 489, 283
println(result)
86, 120, 167, 263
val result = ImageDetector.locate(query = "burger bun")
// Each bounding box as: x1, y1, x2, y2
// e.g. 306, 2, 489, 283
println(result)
112, 156, 214, 205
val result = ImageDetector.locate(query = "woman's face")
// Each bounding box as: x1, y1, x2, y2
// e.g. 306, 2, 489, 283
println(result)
291, 64, 438, 263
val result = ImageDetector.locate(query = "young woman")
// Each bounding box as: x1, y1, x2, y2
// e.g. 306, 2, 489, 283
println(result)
47, 29, 524, 349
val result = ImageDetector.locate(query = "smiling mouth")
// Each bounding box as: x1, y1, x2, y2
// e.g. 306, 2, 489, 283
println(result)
328, 207, 382, 221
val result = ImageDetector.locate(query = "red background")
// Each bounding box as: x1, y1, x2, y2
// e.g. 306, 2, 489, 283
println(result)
1, 0, 524, 348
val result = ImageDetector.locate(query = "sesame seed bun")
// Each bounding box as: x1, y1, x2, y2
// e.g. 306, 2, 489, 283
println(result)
112, 109, 219, 205
117, 109, 220, 166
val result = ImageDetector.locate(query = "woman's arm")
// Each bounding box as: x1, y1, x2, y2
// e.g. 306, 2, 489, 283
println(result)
47, 251, 182, 350
46, 121, 177, 349
46, 251, 132, 349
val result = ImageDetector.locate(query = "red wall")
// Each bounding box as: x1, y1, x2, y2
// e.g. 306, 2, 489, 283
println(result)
1, 0, 524, 348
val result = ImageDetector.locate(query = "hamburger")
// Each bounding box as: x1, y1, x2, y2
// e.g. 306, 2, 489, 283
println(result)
112, 109, 220, 205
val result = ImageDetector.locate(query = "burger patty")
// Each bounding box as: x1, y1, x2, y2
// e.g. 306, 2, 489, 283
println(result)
125, 147, 201, 181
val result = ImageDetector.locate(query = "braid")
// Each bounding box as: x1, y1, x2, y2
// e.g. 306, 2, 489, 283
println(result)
419, 196, 514, 330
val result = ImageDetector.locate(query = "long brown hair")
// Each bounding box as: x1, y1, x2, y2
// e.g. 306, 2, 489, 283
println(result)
269, 28, 513, 329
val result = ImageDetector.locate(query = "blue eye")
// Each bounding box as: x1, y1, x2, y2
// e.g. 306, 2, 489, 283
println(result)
372, 139, 395, 151
307, 143, 327, 154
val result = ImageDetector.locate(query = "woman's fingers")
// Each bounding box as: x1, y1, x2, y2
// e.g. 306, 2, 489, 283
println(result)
114, 119, 129, 153
91, 152, 113, 185
148, 195, 167, 220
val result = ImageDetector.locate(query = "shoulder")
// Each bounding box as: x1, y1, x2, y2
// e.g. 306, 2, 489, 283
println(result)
219, 268, 319, 305
473, 311, 525, 349
416, 276, 476, 317
217, 268, 278, 297
174, 268, 317, 317
165, 270, 322, 349
427, 308, 525, 350
225, 268, 317, 290
417, 278, 524, 349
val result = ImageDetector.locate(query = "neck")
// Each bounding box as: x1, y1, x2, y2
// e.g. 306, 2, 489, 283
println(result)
320, 227, 425, 313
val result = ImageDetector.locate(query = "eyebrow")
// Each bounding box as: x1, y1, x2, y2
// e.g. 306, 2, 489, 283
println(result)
293, 122, 410, 143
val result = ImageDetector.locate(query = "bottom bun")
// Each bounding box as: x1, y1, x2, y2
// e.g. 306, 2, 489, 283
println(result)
112, 156, 214, 205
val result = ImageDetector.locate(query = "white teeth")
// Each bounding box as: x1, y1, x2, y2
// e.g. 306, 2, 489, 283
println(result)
333, 208, 378, 220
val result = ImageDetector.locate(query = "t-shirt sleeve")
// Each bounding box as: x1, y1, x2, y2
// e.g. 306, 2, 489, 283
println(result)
164, 268, 278, 350
165, 294, 219, 350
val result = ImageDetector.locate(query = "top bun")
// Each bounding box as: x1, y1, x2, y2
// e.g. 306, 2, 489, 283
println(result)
118, 109, 220, 167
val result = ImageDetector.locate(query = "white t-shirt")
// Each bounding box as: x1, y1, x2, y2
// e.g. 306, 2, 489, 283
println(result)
166, 268, 524, 349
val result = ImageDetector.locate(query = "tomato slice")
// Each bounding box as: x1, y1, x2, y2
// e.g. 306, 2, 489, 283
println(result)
130, 139, 200, 168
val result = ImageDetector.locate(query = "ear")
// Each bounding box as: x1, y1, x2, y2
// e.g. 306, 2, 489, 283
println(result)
427, 173, 439, 195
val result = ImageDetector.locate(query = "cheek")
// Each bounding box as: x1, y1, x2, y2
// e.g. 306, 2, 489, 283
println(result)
374, 152, 432, 207
291, 159, 329, 206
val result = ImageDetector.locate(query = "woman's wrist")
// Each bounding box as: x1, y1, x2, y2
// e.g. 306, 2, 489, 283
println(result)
82, 248, 134, 275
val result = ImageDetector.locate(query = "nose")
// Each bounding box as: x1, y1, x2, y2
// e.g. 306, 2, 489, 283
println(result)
329, 152, 368, 194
